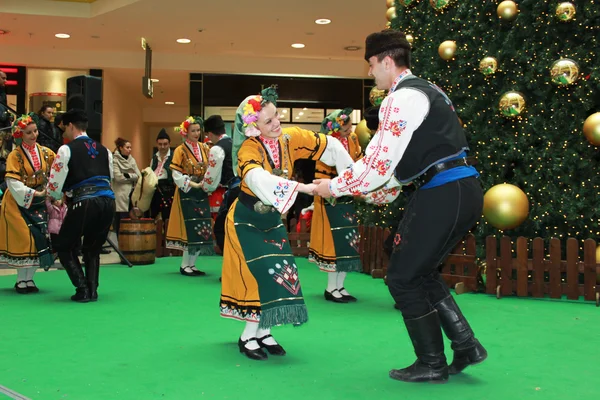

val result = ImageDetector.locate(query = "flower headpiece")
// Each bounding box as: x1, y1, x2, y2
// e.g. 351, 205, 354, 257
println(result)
176, 116, 203, 136
320, 107, 353, 137
12, 114, 37, 139
240, 85, 279, 137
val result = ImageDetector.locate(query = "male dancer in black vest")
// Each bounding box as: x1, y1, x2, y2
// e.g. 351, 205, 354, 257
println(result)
47, 109, 116, 303
313, 30, 486, 383
150, 129, 175, 220
202, 115, 238, 253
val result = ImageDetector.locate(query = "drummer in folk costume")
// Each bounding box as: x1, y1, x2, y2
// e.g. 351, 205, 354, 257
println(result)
165, 116, 215, 276
0, 114, 55, 293
220, 87, 353, 361
309, 108, 364, 303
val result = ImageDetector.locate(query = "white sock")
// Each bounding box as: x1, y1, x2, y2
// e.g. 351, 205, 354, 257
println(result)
180, 250, 189, 268
257, 327, 278, 346
16, 269, 27, 287
189, 254, 199, 270
327, 273, 342, 297
240, 321, 260, 350
337, 272, 350, 295
25, 267, 37, 286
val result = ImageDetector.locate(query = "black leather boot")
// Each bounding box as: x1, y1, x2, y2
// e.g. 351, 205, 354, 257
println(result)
58, 251, 90, 303
435, 295, 487, 374
389, 310, 449, 383
84, 253, 100, 301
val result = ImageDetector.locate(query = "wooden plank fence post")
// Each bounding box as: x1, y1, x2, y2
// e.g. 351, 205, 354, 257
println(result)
549, 238, 562, 299
516, 237, 528, 297
500, 236, 512, 297
583, 239, 597, 302
566, 238, 579, 300
531, 238, 545, 298
485, 236, 497, 296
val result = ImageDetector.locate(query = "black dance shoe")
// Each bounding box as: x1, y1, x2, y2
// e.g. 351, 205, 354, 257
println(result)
257, 335, 286, 356
26, 280, 39, 293
238, 337, 268, 361
324, 289, 348, 303
14, 281, 29, 294
339, 287, 357, 302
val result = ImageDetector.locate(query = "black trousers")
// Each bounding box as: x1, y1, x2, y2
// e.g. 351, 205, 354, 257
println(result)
149, 182, 175, 221
213, 185, 241, 252
387, 177, 483, 319
53, 197, 116, 257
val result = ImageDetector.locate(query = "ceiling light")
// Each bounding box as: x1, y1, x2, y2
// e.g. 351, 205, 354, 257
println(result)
295, 117, 300, 120
151, 78, 159, 83
282, 110, 287, 113
165, 101, 175, 105
176, 38, 191, 44
291, 43, 305, 49
55, 33, 70, 39
315, 19, 331, 25
298, 112, 304, 116
344, 45, 361, 51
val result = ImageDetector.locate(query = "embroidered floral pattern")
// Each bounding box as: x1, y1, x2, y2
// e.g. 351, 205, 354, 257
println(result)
52, 161, 64, 173
345, 230, 360, 252
389, 120, 407, 137
268, 260, 300, 295
259, 136, 280, 169
264, 239, 287, 250
375, 159, 392, 176
272, 181, 290, 208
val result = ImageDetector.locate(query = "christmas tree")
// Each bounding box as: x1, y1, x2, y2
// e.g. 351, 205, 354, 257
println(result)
358, 0, 600, 258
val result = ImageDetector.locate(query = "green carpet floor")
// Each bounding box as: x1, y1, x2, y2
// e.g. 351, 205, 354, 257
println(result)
0, 256, 598, 400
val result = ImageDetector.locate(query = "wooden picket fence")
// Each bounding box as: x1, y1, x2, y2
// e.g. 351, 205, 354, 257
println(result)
288, 217, 311, 257
486, 236, 600, 305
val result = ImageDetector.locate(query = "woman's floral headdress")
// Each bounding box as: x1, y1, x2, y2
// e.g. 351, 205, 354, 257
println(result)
176, 116, 203, 136
320, 108, 353, 137
240, 85, 279, 137
12, 114, 37, 139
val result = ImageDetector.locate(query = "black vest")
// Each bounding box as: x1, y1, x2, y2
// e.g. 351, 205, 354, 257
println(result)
214, 136, 235, 186
151, 151, 174, 183
63, 136, 111, 190
393, 76, 469, 182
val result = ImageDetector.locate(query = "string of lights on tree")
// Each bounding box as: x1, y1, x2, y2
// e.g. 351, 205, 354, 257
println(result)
356, 0, 600, 258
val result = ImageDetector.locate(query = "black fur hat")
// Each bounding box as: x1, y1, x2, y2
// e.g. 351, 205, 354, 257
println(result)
156, 128, 170, 141
364, 30, 411, 61
204, 115, 225, 134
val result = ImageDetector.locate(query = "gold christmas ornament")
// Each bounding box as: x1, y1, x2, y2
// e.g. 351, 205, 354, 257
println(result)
583, 112, 600, 146
385, 21, 392, 29
556, 2, 576, 22
550, 58, 579, 86
369, 87, 387, 107
406, 34, 414, 45
483, 183, 529, 230
355, 120, 372, 151
497, 0, 519, 21
499, 91, 526, 118
430, 0, 451, 11
386, 6, 397, 21
479, 56, 498, 76
386, 0, 395, 8
438, 40, 457, 60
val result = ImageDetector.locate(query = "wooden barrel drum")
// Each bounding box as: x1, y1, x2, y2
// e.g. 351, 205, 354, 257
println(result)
118, 218, 156, 265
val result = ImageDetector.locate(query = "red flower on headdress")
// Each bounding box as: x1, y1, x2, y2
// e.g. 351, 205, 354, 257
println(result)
248, 98, 262, 112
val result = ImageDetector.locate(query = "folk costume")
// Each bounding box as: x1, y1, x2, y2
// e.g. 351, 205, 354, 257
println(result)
150, 129, 175, 221
308, 109, 364, 303
219, 87, 353, 361
327, 30, 486, 382
203, 115, 238, 253
0, 114, 55, 293
165, 116, 215, 276
47, 109, 115, 302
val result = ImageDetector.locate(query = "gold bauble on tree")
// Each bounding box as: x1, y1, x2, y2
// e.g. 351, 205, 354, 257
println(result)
479, 56, 498, 76
499, 91, 526, 118
497, 0, 519, 21
550, 58, 579, 86
556, 2, 576, 22
430, 0, 451, 11
369, 86, 387, 107
583, 112, 600, 146
385, 21, 392, 29
438, 40, 457, 60
406, 34, 414, 45
355, 120, 372, 151
483, 184, 529, 230
386, 0, 395, 8
386, 6, 397, 21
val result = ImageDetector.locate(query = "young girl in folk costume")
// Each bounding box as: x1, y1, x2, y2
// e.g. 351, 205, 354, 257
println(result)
309, 109, 364, 303
166, 116, 215, 276
220, 86, 353, 361
0, 114, 55, 293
